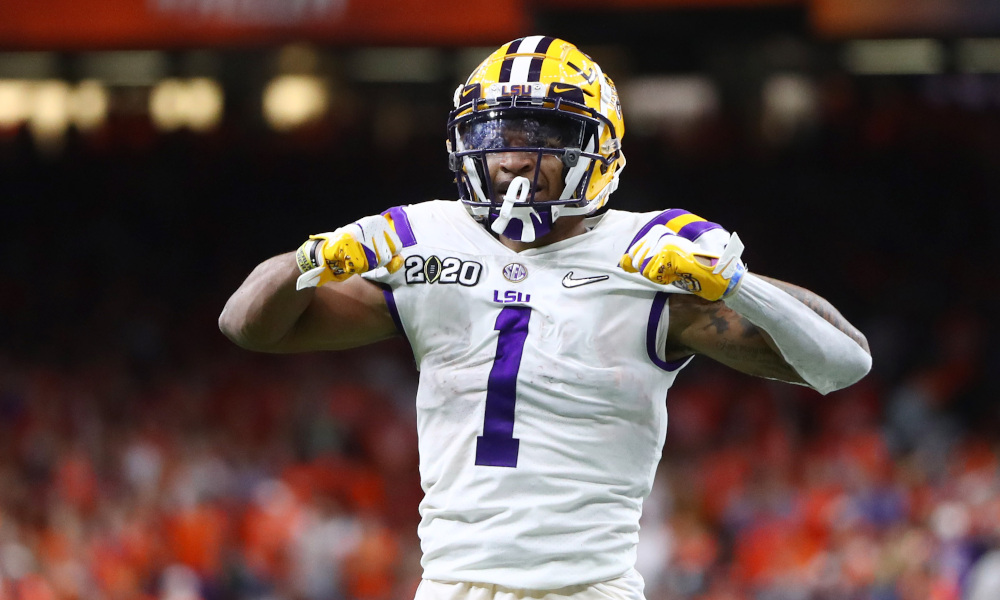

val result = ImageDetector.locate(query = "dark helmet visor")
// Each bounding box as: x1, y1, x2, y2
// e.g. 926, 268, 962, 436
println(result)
460, 112, 587, 151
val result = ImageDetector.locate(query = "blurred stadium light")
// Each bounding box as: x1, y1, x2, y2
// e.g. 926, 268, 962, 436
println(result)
0, 80, 30, 128
0, 78, 109, 146
760, 73, 818, 144
263, 75, 329, 131
69, 80, 110, 132
77, 51, 168, 86
957, 38, 1000, 72
149, 78, 224, 132
621, 76, 720, 136
842, 39, 946, 75
150, 79, 193, 132
0, 51, 59, 78
27, 80, 72, 147
184, 78, 224, 132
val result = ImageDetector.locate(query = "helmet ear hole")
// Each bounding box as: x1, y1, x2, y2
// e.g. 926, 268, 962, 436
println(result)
562, 149, 581, 167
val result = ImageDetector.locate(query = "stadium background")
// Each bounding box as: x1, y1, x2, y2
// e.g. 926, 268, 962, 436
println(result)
2, 1, 1000, 599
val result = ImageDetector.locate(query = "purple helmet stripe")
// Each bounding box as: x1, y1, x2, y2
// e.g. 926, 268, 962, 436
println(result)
677, 220, 722, 242
535, 36, 554, 55
627, 209, 690, 247
646, 292, 693, 372
499, 57, 514, 82
498, 38, 524, 82
382, 205, 417, 247
527, 56, 543, 81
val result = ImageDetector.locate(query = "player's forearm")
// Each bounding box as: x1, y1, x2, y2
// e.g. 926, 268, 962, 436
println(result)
723, 274, 872, 395
756, 275, 870, 353
219, 252, 314, 352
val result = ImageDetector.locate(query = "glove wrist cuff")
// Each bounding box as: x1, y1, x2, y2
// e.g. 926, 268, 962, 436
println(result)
719, 263, 747, 300
295, 239, 325, 274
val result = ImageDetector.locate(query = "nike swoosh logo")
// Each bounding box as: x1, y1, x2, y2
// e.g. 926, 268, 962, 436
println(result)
550, 83, 577, 94
562, 271, 609, 288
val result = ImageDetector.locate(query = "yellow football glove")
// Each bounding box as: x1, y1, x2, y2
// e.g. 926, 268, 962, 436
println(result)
295, 214, 404, 290
620, 225, 746, 301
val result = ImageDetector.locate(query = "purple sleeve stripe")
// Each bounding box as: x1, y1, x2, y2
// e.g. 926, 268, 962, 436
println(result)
383, 206, 417, 247
628, 209, 690, 247
646, 292, 693, 372
677, 220, 723, 242
380, 287, 405, 337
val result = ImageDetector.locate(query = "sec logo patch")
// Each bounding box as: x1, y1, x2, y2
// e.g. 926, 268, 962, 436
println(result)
502, 263, 528, 283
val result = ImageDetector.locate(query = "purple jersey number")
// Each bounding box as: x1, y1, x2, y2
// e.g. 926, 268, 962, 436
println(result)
475, 305, 530, 467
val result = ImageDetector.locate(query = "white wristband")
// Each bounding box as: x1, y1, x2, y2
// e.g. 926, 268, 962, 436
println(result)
724, 273, 871, 395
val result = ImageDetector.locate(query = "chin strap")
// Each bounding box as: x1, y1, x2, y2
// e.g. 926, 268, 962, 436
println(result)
490, 176, 543, 243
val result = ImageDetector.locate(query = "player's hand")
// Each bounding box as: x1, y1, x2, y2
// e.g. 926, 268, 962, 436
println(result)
295, 215, 404, 290
620, 225, 746, 301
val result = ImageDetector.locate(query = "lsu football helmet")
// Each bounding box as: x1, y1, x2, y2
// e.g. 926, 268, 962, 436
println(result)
447, 36, 626, 242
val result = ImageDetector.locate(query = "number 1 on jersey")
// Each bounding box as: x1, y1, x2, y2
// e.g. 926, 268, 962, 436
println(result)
475, 305, 530, 468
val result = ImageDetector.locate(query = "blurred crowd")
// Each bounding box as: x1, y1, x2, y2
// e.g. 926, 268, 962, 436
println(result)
2, 68, 1000, 600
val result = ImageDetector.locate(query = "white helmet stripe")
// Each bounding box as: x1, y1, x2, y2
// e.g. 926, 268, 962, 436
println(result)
505, 36, 548, 83
515, 35, 547, 54
509, 56, 534, 83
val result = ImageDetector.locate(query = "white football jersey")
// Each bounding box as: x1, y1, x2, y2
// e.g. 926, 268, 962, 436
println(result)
364, 201, 730, 590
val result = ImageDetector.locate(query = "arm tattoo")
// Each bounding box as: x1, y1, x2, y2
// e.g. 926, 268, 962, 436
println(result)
706, 308, 731, 335
758, 276, 871, 353
700, 302, 755, 339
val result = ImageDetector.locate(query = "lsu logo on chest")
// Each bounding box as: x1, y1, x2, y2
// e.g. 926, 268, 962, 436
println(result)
404, 255, 483, 286
493, 290, 530, 304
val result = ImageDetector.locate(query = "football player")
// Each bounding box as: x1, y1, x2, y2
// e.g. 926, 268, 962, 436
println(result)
220, 37, 871, 600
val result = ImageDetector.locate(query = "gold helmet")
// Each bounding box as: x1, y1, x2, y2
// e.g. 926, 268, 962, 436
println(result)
447, 36, 626, 242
